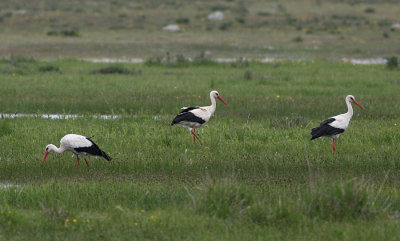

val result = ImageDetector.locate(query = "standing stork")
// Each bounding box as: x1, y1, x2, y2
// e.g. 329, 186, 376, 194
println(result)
311, 95, 365, 153
41, 134, 111, 167
171, 90, 228, 144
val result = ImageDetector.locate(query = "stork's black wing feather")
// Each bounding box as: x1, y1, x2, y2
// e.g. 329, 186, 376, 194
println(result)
74, 137, 112, 161
179, 106, 199, 114
319, 118, 335, 126
171, 109, 206, 126
311, 118, 344, 140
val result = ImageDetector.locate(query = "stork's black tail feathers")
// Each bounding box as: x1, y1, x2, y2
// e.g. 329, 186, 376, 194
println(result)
85, 137, 112, 161
311, 127, 323, 140
101, 150, 112, 161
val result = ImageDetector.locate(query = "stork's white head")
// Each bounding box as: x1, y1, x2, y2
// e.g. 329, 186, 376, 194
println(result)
41, 144, 56, 165
45, 144, 57, 153
346, 95, 365, 109
210, 90, 228, 105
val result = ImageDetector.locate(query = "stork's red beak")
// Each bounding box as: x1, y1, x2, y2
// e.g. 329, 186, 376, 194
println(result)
41, 152, 49, 165
353, 99, 365, 110
217, 96, 228, 105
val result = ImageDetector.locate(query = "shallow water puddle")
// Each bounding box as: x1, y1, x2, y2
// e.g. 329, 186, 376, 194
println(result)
342, 58, 387, 65
214, 58, 238, 63
0, 113, 170, 121
0, 183, 21, 189
83, 57, 387, 65
83, 58, 144, 63
0, 113, 120, 119
83, 57, 278, 63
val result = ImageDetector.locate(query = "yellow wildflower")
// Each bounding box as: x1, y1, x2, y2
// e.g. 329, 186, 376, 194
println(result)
73, 218, 77, 223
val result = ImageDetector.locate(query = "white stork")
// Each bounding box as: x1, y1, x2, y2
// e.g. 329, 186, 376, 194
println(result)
311, 95, 365, 153
171, 90, 228, 144
41, 134, 111, 167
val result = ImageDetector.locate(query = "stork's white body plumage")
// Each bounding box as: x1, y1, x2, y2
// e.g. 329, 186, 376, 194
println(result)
311, 95, 365, 152
177, 107, 213, 128
329, 113, 352, 130
171, 90, 228, 143
42, 134, 111, 167
60, 134, 93, 154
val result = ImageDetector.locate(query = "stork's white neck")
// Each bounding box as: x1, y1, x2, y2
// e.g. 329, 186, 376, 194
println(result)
208, 93, 217, 114
345, 99, 353, 119
48, 144, 66, 154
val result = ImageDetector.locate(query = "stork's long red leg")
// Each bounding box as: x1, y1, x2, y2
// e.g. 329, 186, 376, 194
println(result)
84, 158, 90, 167
76, 156, 81, 167
191, 128, 197, 144
332, 138, 337, 153
191, 126, 202, 145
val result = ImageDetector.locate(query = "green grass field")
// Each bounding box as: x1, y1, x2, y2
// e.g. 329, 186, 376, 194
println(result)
1, 0, 400, 240
0, 59, 399, 240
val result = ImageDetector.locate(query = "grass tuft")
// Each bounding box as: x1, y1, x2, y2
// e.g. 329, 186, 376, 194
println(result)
39, 65, 61, 73
145, 52, 215, 67
192, 51, 214, 66
90, 65, 141, 75
196, 179, 253, 219
144, 56, 163, 66
386, 56, 398, 70
47, 29, 80, 37
307, 179, 386, 220
247, 200, 299, 226
175, 17, 190, 24
364, 7, 376, 14
219, 21, 233, 31
40, 202, 69, 223
230, 57, 249, 68
293, 36, 303, 42
244, 69, 252, 80
0, 120, 13, 137
0, 56, 36, 65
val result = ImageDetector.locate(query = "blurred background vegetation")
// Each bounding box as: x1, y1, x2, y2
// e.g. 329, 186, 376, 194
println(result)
0, 0, 399, 59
